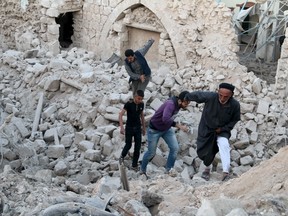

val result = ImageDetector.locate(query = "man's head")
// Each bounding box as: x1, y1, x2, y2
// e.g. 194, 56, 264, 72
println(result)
178, 91, 190, 109
134, 90, 144, 104
125, 49, 135, 63
218, 83, 235, 104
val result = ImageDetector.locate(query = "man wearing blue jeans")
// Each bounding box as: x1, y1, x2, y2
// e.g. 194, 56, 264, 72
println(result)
140, 91, 190, 177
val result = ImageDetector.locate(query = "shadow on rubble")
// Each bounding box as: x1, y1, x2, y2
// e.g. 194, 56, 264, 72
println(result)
237, 45, 277, 85
105, 53, 123, 67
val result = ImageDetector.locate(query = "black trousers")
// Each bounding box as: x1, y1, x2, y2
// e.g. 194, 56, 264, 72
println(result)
121, 126, 142, 167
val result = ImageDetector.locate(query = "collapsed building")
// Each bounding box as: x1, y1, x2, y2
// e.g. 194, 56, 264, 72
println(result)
1, 0, 288, 91
0, 0, 288, 215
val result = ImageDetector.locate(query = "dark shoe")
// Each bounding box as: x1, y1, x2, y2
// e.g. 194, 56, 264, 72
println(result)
128, 152, 133, 159
222, 172, 230, 182
119, 157, 124, 165
165, 168, 177, 177
201, 169, 210, 181
131, 166, 139, 172
139, 170, 149, 179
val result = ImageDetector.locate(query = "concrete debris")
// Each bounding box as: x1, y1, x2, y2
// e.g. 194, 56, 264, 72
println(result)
1, 36, 288, 216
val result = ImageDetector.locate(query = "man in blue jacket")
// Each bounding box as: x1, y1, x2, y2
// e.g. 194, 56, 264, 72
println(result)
140, 91, 190, 177
185, 83, 241, 181
124, 38, 154, 96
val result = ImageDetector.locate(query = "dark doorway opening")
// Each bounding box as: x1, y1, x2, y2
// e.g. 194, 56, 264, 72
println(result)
55, 12, 74, 48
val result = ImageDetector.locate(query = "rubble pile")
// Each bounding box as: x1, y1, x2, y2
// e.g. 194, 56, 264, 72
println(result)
0, 46, 288, 215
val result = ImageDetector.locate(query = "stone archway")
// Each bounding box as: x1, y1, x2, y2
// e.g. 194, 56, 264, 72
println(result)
126, 26, 161, 69
99, 1, 186, 69
107, 6, 176, 69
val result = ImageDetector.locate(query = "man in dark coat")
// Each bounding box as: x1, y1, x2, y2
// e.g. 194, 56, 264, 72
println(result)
185, 83, 240, 181
124, 38, 154, 96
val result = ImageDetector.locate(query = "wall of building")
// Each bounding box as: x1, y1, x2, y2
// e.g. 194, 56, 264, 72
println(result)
0, 0, 42, 51
3, 0, 288, 97
79, 0, 240, 73
255, 0, 288, 62
1, 0, 242, 75
275, 27, 288, 97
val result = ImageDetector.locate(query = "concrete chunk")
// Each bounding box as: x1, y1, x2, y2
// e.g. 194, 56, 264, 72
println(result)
46, 145, 65, 158
12, 117, 30, 138
150, 98, 163, 111
256, 100, 270, 115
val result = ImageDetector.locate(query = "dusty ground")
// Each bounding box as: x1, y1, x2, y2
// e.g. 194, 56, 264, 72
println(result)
0, 45, 287, 215
1, 146, 287, 215
110, 146, 288, 215
212, 146, 288, 214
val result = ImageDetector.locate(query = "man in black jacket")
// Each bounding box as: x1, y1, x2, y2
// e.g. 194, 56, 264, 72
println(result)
185, 83, 241, 181
124, 38, 154, 96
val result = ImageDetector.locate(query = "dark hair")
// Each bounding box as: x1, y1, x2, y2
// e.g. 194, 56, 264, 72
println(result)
136, 90, 144, 97
178, 91, 189, 101
219, 83, 235, 92
125, 49, 134, 57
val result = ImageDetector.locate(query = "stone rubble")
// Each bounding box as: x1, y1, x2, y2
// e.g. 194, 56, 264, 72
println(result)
0, 46, 288, 215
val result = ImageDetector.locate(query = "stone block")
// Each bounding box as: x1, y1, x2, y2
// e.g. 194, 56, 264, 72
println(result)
12, 117, 30, 138
46, 145, 65, 158
78, 140, 94, 151
102, 140, 113, 156
60, 134, 74, 147
54, 160, 68, 176
245, 120, 257, 133
150, 98, 163, 111
43, 105, 57, 119
84, 149, 101, 162
256, 100, 270, 115
196, 198, 243, 216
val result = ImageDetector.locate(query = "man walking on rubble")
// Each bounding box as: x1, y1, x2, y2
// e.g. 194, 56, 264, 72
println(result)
124, 38, 154, 96
119, 90, 146, 171
140, 91, 190, 178
184, 83, 241, 181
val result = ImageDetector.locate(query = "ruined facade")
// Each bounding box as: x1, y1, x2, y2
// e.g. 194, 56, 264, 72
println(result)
231, 0, 288, 62
1, 0, 288, 96
1, 0, 240, 72
1, 2, 288, 215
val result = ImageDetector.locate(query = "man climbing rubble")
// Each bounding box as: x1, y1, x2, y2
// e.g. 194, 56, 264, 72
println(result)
124, 38, 155, 96
185, 83, 241, 181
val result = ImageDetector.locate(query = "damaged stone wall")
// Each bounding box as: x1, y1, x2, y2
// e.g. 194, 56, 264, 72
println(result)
2, 0, 288, 95
2, 1, 288, 215
275, 27, 288, 97
0, 0, 83, 55
94, 0, 241, 73
0, 0, 42, 51
1, 0, 241, 73
39, 0, 83, 55
1, 44, 288, 215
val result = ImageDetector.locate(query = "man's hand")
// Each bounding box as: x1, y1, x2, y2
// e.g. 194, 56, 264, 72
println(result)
140, 75, 146, 83
215, 128, 221, 134
176, 123, 189, 132
120, 127, 125, 135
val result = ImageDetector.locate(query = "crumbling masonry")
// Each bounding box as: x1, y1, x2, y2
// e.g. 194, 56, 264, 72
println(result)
1, 0, 288, 95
